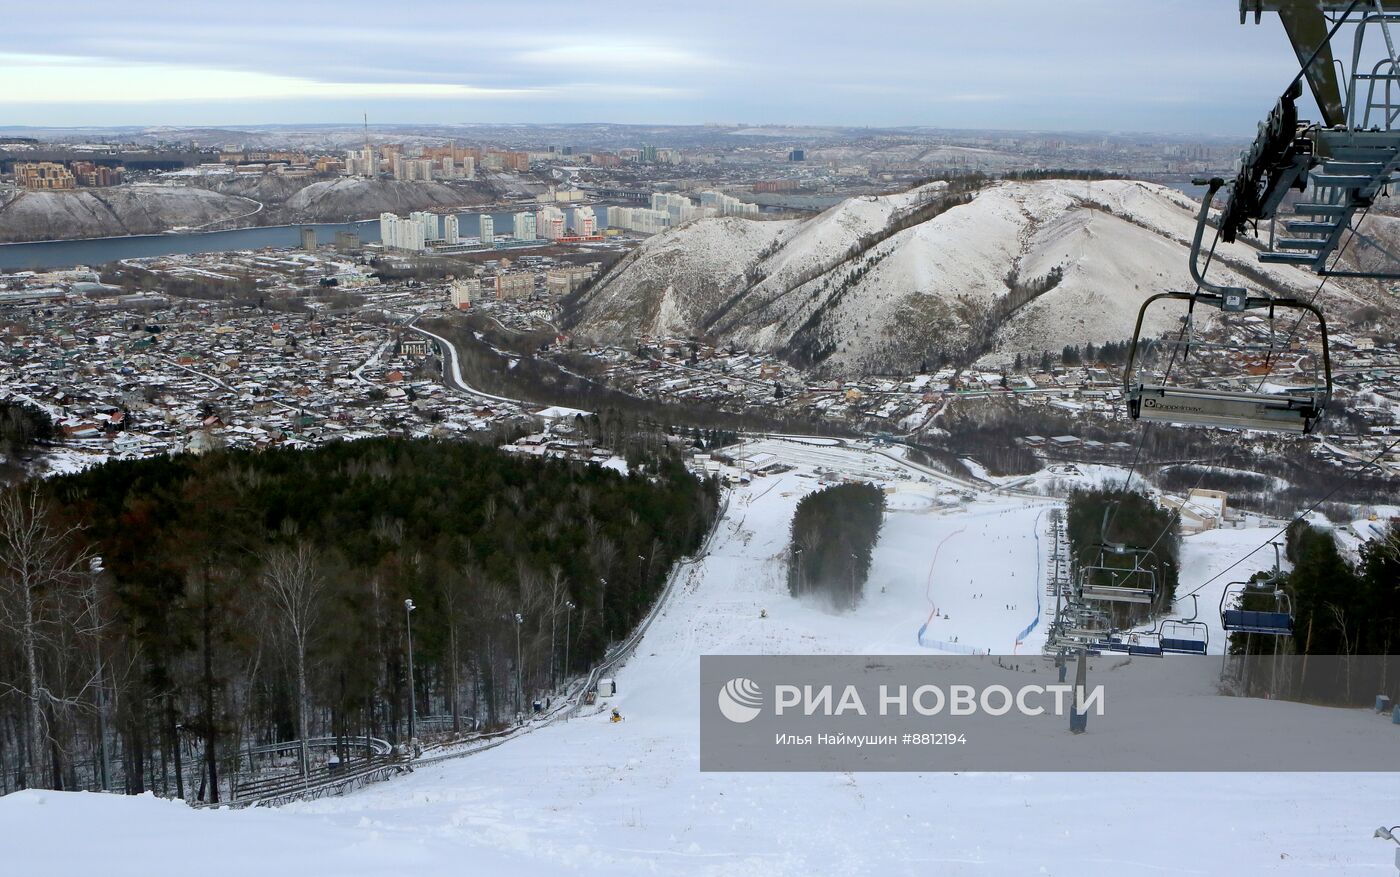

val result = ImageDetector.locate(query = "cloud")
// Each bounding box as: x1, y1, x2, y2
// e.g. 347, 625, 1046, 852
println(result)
550, 83, 697, 99
516, 42, 725, 71
0, 1, 1314, 131
0, 54, 540, 103
932, 93, 1011, 104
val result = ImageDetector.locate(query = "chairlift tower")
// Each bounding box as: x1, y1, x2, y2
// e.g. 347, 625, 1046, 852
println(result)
1123, 2, 1400, 435
1235, 2, 1400, 278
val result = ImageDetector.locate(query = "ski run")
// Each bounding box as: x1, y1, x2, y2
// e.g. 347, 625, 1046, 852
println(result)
4, 438, 1395, 876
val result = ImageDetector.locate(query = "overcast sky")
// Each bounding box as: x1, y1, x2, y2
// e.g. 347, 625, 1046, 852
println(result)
2, 1, 1311, 133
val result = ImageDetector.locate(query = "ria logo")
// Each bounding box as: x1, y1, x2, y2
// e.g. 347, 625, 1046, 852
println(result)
718, 677, 763, 723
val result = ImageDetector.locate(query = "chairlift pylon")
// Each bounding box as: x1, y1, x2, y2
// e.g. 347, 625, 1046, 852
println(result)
1232, 5, 1400, 278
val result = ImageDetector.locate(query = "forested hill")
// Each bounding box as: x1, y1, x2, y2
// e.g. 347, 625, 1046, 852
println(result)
3, 437, 717, 798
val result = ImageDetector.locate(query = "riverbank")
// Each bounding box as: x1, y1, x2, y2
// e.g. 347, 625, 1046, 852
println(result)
0, 205, 612, 271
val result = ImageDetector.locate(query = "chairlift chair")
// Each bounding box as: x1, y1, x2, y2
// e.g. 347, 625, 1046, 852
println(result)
1124, 290, 1332, 434
1127, 631, 1164, 657
1158, 594, 1210, 655
1065, 605, 1113, 638
1219, 581, 1295, 636
1079, 544, 1159, 604
1160, 619, 1210, 654
1219, 544, 1293, 636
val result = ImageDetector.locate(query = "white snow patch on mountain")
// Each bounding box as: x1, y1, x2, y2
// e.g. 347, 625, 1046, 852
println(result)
570, 179, 1384, 375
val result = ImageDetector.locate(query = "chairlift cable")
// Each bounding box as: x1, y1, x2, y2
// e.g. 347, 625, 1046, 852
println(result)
1104, 204, 1369, 605
1175, 434, 1400, 603
1136, 210, 1370, 557
1056, 3, 1391, 648
1104, 226, 1222, 539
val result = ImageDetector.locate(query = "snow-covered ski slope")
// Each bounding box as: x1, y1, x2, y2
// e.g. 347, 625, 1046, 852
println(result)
5, 440, 1397, 876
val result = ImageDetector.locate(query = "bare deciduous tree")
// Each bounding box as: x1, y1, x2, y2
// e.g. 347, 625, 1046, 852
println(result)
1327, 602, 1354, 702
0, 487, 91, 789
261, 541, 325, 777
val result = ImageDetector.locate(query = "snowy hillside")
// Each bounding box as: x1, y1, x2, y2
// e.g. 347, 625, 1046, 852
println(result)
0, 185, 260, 243
9, 439, 1397, 876
277, 178, 485, 221
565, 215, 797, 340
568, 179, 1384, 375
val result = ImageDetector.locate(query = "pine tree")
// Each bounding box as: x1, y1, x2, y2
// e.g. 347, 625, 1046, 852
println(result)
787, 483, 886, 610
0, 436, 720, 796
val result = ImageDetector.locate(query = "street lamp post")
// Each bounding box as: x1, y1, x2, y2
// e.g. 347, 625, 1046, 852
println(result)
850, 552, 858, 606
513, 612, 524, 716
404, 599, 417, 745
1372, 823, 1394, 868
563, 601, 575, 684
89, 556, 110, 792
599, 577, 609, 642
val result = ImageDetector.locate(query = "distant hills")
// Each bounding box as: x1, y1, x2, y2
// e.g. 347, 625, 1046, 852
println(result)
564, 179, 1386, 375
0, 178, 495, 244
0, 185, 258, 243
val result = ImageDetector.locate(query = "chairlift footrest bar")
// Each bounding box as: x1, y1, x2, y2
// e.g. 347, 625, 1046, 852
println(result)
1291, 202, 1347, 214
1079, 586, 1155, 604
1258, 252, 1321, 264
1309, 173, 1379, 187
1282, 220, 1342, 233
1318, 161, 1386, 174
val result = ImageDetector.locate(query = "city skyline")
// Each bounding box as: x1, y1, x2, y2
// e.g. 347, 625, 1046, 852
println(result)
5, 1, 1310, 134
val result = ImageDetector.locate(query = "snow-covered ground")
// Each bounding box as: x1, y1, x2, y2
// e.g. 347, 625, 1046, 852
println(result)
6, 440, 1396, 876
1169, 526, 1293, 655
570, 179, 1390, 375
963, 459, 1138, 496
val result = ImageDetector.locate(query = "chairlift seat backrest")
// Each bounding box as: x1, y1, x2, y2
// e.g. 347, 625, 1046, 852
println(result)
1080, 565, 1156, 604
1161, 636, 1208, 654
1221, 608, 1294, 635
1159, 618, 1209, 654
1128, 385, 1323, 433
1080, 584, 1155, 604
